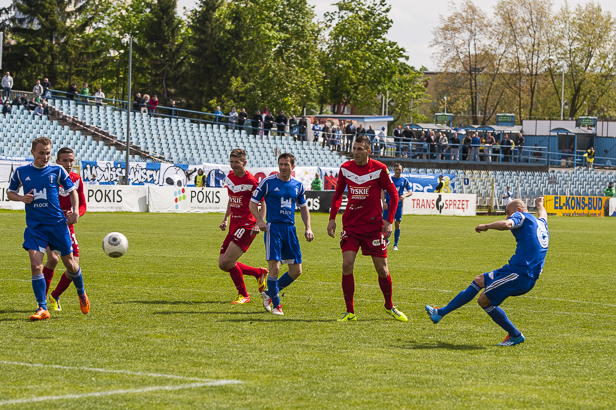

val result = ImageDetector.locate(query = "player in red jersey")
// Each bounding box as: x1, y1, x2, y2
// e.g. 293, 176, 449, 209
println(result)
44, 147, 88, 312
328, 135, 408, 322
219, 148, 268, 304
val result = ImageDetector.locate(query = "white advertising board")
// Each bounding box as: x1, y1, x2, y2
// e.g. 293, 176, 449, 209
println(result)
609, 198, 616, 217
148, 186, 228, 213
402, 193, 476, 216
0, 183, 25, 210
85, 186, 148, 212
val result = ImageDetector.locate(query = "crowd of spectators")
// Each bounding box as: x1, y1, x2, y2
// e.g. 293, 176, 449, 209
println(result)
0, 74, 54, 117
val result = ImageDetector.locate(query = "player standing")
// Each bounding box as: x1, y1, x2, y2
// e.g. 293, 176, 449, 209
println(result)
425, 198, 549, 346
381, 163, 412, 251
249, 153, 314, 316
218, 149, 268, 304
43, 147, 87, 311
7, 137, 90, 320
328, 135, 407, 322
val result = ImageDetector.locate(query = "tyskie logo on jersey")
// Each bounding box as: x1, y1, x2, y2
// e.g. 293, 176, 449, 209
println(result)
229, 194, 243, 208
349, 186, 370, 200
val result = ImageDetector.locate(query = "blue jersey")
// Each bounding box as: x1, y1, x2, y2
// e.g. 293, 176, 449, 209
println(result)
251, 174, 306, 224
8, 163, 75, 228
507, 212, 549, 280
385, 176, 410, 204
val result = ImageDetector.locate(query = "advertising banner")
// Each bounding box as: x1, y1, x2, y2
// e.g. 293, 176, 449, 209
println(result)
0, 158, 32, 183
400, 173, 456, 193
201, 163, 319, 191
148, 186, 228, 213
304, 191, 335, 213
85, 186, 148, 212
609, 198, 616, 217
0, 183, 25, 210
402, 192, 476, 216
544, 195, 609, 217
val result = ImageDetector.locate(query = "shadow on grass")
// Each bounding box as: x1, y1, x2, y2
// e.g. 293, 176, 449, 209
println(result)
220, 318, 381, 323
0, 309, 34, 314
153, 310, 265, 315
394, 341, 486, 351
113, 300, 228, 305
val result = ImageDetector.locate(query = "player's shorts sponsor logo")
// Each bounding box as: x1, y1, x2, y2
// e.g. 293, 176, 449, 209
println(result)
372, 239, 381, 246
190, 189, 222, 204
349, 186, 370, 200
88, 189, 123, 203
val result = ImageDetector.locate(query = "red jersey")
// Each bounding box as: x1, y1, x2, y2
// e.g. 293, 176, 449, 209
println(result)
225, 171, 259, 228
330, 159, 399, 229
58, 172, 87, 219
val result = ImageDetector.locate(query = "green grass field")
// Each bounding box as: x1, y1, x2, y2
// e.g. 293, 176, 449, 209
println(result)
1, 211, 615, 409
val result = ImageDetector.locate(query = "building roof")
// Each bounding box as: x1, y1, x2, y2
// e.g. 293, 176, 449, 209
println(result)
550, 127, 595, 135
311, 114, 394, 122
407, 123, 452, 131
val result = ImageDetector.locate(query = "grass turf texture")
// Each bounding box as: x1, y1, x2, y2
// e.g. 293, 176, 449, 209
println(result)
0, 210, 615, 409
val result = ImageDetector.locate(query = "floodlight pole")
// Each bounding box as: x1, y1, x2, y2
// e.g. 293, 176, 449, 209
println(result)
124, 34, 133, 184
560, 70, 565, 121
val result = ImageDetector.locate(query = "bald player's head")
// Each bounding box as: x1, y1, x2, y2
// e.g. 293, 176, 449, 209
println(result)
506, 199, 527, 217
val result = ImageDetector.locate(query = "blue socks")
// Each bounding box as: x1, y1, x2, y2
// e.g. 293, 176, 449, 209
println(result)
268, 272, 295, 307
437, 281, 481, 317
394, 229, 401, 246
32, 274, 47, 310
67, 267, 85, 296
484, 305, 521, 337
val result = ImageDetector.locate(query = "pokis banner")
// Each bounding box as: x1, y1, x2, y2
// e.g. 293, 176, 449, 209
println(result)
402, 192, 476, 216
148, 186, 228, 213
544, 195, 609, 217
85, 186, 148, 212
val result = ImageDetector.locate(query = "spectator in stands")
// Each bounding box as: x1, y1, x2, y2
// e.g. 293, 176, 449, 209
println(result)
275, 110, 287, 136
502, 134, 513, 162
2, 72, 13, 99
334, 127, 342, 151
402, 126, 413, 158
321, 122, 330, 148
298, 116, 308, 142
170, 100, 178, 118
516, 133, 525, 163
2, 100, 12, 115
378, 126, 387, 156
345, 121, 354, 152
133, 93, 142, 111
11, 94, 22, 107
393, 125, 402, 154
583, 146, 595, 170
67, 83, 78, 100
263, 110, 274, 137
366, 124, 376, 148
148, 95, 159, 117
142, 94, 150, 114
79, 82, 90, 103
502, 186, 513, 206
462, 132, 472, 160
228, 107, 238, 131
485, 133, 495, 162
32, 80, 44, 100
238, 108, 247, 130
42, 101, 50, 116
33, 103, 44, 116
195, 169, 206, 187
493, 139, 501, 162
214, 106, 223, 123
251, 110, 262, 137
312, 121, 321, 144
450, 132, 460, 161
311, 172, 323, 191
429, 131, 438, 159
27, 97, 37, 113
94, 88, 105, 106
438, 131, 449, 160
479, 134, 486, 161
470, 132, 481, 161
42, 78, 51, 98
289, 114, 298, 140
604, 182, 614, 197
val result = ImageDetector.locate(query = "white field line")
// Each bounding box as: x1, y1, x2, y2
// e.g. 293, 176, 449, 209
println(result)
0, 381, 240, 406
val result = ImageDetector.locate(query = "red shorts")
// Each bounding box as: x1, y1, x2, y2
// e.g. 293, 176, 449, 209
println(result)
220, 224, 257, 254
340, 225, 387, 258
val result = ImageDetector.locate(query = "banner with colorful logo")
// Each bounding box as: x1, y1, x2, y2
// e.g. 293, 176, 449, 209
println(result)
148, 186, 228, 213
402, 192, 476, 216
544, 195, 609, 217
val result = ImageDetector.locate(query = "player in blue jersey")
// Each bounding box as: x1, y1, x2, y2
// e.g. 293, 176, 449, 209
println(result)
249, 153, 314, 316
7, 137, 90, 320
425, 197, 549, 346
381, 163, 413, 250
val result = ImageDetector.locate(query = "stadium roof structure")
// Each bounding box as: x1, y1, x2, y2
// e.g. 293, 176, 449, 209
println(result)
549, 127, 595, 135
463, 125, 521, 134
407, 123, 452, 131
311, 114, 394, 123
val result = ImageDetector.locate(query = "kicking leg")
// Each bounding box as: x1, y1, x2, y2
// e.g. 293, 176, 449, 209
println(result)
426, 274, 484, 324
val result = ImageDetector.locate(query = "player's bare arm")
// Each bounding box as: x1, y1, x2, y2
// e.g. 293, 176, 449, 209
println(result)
535, 197, 548, 220
475, 219, 513, 233
401, 191, 413, 200
66, 189, 79, 225
382, 220, 393, 238
251, 202, 266, 235
220, 202, 231, 231
381, 190, 388, 210
300, 206, 314, 242
249, 200, 267, 231
7, 189, 34, 204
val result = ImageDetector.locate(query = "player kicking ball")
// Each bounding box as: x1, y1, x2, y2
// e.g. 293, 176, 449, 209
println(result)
7, 137, 90, 320
381, 163, 412, 251
425, 197, 549, 346
249, 153, 314, 316
42, 147, 87, 311
218, 149, 268, 304
328, 135, 408, 322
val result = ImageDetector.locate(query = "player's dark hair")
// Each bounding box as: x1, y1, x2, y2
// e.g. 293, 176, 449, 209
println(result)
394, 163, 402, 168
31, 137, 51, 151
230, 148, 247, 160
57, 147, 74, 157
278, 152, 295, 166
354, 135, 371, 149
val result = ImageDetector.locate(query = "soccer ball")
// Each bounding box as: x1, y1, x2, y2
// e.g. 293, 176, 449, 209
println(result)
102, 232, 129, 258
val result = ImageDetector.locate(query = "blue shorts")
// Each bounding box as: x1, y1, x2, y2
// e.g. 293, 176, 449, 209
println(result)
483, 265, 536, 306
23, 223, 73, 256
264, 222, 302, 264
383, 203, 403, 222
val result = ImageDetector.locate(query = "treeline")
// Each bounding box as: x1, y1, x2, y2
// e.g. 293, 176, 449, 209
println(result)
429, 0, 616, 124
0, 0, 428, 124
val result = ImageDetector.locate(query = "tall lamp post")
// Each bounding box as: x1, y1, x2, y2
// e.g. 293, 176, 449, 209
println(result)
444, 96, 447, 113
121, 33, 134, 185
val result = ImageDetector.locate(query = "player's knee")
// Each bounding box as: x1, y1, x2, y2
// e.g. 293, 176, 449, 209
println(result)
218, 257, 233, 272
477, 293, 491, 308
473, 274, 485, 287
342, 260, 354, 273
30, 260, 43, 273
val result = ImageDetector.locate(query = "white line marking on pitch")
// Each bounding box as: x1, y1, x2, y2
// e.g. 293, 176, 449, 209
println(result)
0, 381, 241, 406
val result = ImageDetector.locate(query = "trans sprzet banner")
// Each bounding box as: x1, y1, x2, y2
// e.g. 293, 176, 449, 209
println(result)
544, 195, 609, 217
402, 192, 476, 216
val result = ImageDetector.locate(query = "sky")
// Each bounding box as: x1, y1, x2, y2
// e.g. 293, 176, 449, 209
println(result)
2, 0, 615, 71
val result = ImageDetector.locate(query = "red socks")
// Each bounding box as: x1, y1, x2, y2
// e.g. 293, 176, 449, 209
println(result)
229, 265, 248, 297
51, 272, 73, 299
342, 274, 355, 314
42, 267, 54, 296
378, 275, 394, 310
235, 262, 262, 278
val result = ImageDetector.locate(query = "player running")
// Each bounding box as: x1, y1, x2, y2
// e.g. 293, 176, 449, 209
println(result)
43, 147, 87, 311
328, 135, 408, 322
249, 153, 314, 316
218, 149, 268, 304
7, 137, 90, 320
381, 163, 412, 251
425, 197, 549, 346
